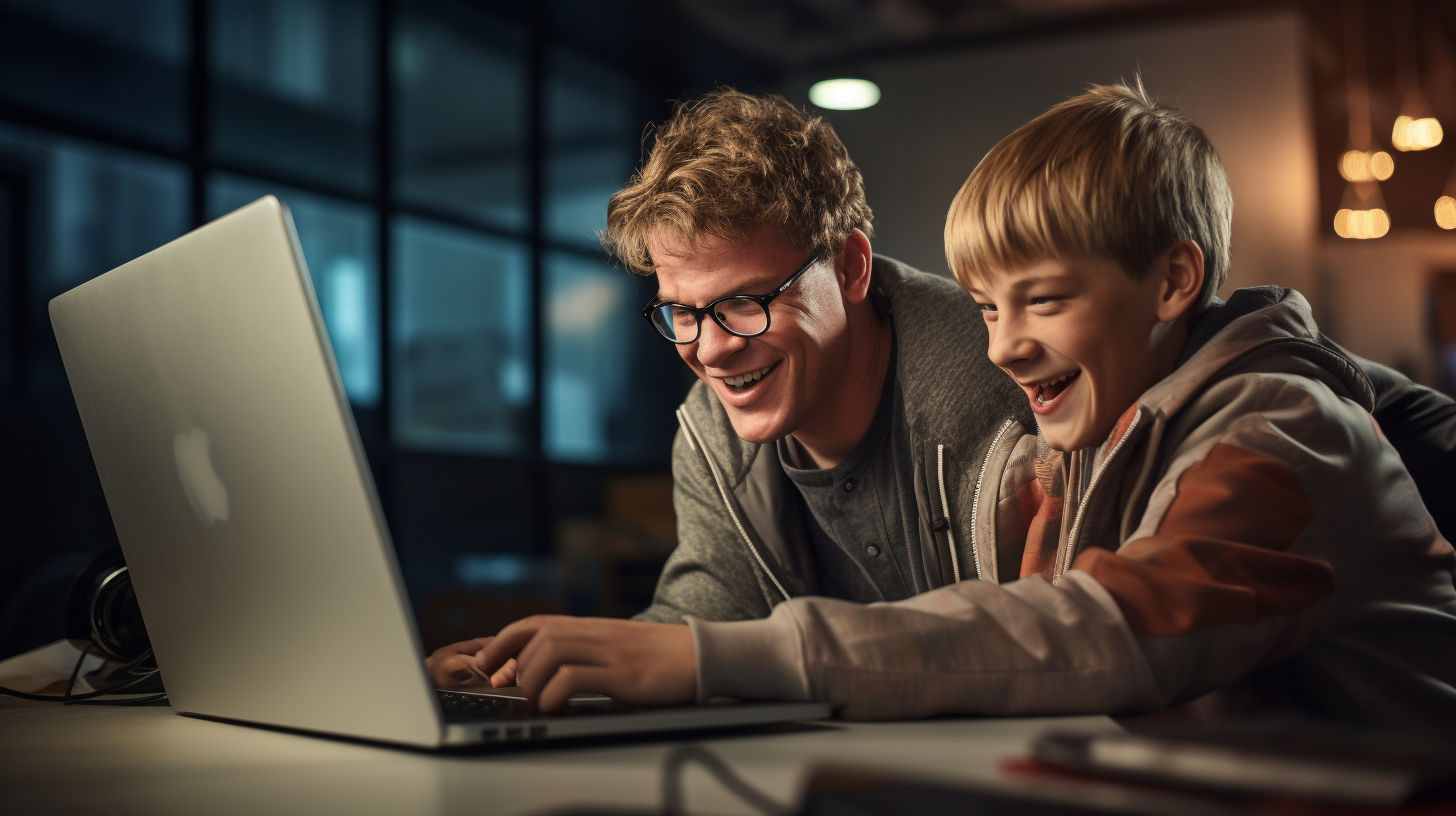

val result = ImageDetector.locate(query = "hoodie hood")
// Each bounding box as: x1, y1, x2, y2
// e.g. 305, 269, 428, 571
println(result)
1139, 287, 1376, 424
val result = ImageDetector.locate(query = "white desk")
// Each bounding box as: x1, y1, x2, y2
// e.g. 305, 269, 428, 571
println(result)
0, 696, 1124, 816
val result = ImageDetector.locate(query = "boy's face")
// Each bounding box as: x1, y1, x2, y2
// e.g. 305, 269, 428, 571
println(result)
649, 229, 853, 445
966, 255, 1181, 452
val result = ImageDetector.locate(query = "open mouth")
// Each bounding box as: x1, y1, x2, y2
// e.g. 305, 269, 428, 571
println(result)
723, 363, 777, 393
1030, 370, 1080, 412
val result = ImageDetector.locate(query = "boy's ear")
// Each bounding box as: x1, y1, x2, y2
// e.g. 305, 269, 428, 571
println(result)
1155, 240, 1205, 324
837, 228, 874, 304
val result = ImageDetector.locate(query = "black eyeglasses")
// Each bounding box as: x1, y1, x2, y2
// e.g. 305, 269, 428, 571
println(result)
642, 255, 820, 344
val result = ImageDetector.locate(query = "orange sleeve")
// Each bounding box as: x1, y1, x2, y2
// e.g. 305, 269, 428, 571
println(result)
1073, 442, 1333, 638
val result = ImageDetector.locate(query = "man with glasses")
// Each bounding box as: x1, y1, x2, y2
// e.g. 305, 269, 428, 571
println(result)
426, 89, 1028, 709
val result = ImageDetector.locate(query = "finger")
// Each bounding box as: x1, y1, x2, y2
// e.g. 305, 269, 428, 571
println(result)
490, 658, 517, 688
430, 637, 493, 661
512, 645, 561, 701
512, 619, 616, 673
537, 665, 620, 713
430, 653, 487, 685
514, 633, 614, 701
459, 637, 493, 654
477, 616, 555, 675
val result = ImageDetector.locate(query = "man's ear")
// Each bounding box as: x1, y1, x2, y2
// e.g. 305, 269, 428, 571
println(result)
1156, 240, 1205, 324
837, 228, 874, 304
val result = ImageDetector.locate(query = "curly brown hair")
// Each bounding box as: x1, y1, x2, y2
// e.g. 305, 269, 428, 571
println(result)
601, 89, 873, 275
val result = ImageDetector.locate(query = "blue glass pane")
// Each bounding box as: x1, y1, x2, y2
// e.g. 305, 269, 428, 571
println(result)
208, 174, 381, 406
394, 3, 527, 232
545, 48, 641, 248
392, 217, 532, 455
210, 0, 377, 193
0, 122, 187, 405
0, 123, 188, 300
0, 0, 189, 147
546, 250, 675, 465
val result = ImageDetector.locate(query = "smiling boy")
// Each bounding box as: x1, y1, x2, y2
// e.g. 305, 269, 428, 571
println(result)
940, 81, 1456, 726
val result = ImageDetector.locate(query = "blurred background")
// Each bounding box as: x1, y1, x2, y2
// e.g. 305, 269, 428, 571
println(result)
1, 0, 1452, 659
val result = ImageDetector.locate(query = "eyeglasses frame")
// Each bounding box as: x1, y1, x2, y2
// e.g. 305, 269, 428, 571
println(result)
641, 254, 822, 345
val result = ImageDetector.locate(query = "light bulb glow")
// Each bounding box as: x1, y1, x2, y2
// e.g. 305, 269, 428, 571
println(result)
808, 78, 881, 111
1393, 116, 1443, 151
1340, 150, 1394, 182
1436, 196, 1456, 230
1334, 208, 1390, 239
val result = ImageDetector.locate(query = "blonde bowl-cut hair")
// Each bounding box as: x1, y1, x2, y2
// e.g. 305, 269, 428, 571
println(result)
945, 79, 1232, 309
602, 89, 873, 275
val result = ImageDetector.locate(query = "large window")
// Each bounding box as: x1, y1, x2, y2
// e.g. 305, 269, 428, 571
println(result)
0, 0, 685, 655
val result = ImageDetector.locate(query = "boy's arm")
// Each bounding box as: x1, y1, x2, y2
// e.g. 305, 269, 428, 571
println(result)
691, 568, 1164, 716
692, 375, 1441, 719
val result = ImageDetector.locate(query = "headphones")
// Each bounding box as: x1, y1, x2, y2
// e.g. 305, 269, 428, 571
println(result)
62, 549, 152, 663
0, 549, 161, 703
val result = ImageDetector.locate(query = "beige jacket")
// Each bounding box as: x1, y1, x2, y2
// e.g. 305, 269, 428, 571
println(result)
688, 289, 1456, 728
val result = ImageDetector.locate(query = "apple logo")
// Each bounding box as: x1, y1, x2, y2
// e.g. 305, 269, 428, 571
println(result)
174, 428, 230, 525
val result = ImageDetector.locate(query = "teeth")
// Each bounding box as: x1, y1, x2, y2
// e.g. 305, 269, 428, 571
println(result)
1031, 371, 1078, 389
1032, 370, 1078, 406
725, 366, 772, 388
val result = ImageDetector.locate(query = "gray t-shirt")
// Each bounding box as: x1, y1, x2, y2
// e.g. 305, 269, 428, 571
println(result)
776, 340, 921, 604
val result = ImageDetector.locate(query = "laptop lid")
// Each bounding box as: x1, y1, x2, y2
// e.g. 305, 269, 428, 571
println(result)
49, 197, 445, 746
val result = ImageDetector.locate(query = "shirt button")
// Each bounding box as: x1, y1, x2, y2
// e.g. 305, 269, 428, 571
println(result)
843, 480, 855, 492
866, 545, 880, 558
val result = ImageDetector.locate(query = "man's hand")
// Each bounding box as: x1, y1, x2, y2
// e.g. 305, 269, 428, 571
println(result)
425, 638, 499, 686
477, 616, 695, 712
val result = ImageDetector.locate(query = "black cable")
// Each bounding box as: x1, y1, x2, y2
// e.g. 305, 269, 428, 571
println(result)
661, 744, 789, 816
0, 644, 160, 702
62, 664, 161, 705
69, 693, 168, 707
63, 640, 95, 702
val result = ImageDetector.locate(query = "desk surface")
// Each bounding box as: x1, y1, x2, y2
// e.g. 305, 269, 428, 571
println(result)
0, 696, 1124, 816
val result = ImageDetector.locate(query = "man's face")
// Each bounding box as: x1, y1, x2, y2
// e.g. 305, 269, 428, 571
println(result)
966, 256, 1173, 452
650, 230, 852, 444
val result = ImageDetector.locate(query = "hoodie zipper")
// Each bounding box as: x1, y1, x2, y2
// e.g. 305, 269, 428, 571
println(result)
936, 444, 962, 583
676, 408, 791, 603
968, 419, 1017, 584
1057, 408, 1142, 583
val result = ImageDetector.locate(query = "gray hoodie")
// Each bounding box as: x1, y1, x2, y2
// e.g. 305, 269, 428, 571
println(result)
633, 256, 1032, 625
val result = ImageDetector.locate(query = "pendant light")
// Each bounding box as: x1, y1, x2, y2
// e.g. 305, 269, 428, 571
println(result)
1336, 0, 1392, 238
1392, 0, 1443, 151
1437, 160, 1456, 229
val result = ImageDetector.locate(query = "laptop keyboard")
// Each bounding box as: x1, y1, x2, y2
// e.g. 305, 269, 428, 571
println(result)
437, 690, 628, 722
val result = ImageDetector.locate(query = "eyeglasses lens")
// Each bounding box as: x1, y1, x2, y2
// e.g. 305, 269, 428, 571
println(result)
713, 298, 769, 336
649, 299, 769, 343
650, 305, 694, 342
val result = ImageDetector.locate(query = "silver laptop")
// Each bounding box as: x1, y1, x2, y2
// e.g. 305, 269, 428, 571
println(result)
47, 196, 829, 748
